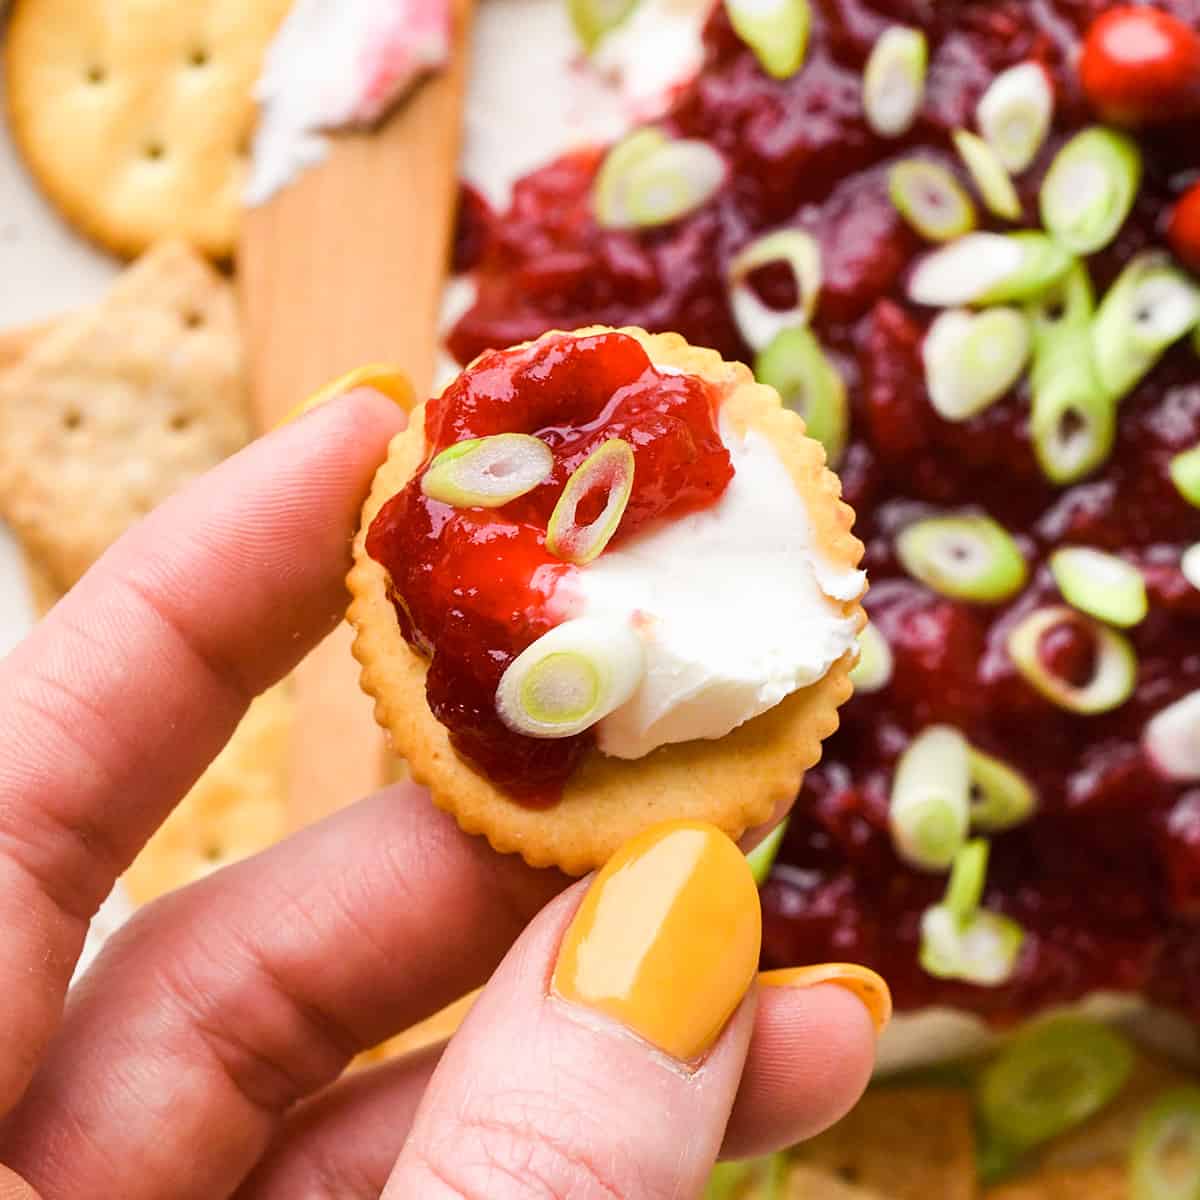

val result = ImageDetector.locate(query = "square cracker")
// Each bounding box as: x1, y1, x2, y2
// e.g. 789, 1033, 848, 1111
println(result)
785, 1164, 889, 1199
793, 1087, 977, 1200
122, 679, 293, 905
984, 1162, 1127, 1200
0, 240, 250, 590
0, 319, 56, 373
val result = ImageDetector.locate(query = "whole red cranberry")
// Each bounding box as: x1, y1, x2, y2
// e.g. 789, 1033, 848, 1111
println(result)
1168, 180, 1200, 275
1079, 7, 1200, 127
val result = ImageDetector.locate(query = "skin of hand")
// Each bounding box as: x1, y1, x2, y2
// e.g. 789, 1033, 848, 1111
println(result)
0, 383, 885, 1200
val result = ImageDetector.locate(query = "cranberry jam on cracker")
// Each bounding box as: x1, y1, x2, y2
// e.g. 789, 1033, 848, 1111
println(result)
350, 328, 863, 873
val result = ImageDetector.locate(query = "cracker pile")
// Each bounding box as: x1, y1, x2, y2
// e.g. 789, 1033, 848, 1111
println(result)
3, 0, 292, 258
0, 239, 292, 906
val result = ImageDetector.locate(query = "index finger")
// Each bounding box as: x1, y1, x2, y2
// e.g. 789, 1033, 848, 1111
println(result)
0, 387, 404, 1114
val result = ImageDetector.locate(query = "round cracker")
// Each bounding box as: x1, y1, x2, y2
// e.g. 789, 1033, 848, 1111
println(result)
348, 327, 865, 875
4, 0, 291, 258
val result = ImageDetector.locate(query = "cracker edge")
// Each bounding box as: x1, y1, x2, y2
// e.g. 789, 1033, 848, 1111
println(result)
347, 326, 865, 875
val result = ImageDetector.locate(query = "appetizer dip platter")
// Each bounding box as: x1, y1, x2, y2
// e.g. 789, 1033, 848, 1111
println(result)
3, 0, 1200, 1195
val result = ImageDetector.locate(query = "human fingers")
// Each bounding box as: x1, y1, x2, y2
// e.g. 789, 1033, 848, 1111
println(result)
0, 1165, 39, 1200
232, 970, 883, 1199
0, 386, 403, 1116
382, 821, 875, 1199
0, 784, 563, 1200
235, 1045, 443, 1200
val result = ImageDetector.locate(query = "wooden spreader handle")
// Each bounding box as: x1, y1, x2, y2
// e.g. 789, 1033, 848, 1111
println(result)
238, 0, 475, 827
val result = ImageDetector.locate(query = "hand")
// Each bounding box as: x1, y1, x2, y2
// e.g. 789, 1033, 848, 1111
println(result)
0, 387, 885, 1199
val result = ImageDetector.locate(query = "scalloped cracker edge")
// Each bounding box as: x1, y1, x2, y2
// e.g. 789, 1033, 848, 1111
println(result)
348, 326, 865, 875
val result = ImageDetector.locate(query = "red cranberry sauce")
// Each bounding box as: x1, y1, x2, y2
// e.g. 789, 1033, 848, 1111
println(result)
448, 2, 1200, 1018
365, 332, 733, 799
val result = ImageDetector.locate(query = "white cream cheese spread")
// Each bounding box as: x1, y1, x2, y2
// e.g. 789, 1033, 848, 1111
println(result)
247, 0, 452, 205
560, 413, 863, 760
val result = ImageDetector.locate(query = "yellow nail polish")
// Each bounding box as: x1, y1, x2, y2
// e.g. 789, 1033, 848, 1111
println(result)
552, 820, 761, 1063
759, 963, 892, 1033
278, 363, 414, 426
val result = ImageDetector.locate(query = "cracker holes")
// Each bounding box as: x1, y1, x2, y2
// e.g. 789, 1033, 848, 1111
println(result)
204, 843, 224, 863
189, 47, 211, 68
144, 140, 166, 162
182, 308, 205, 330
85, 64, 107, 85
62, 409, 83, 432
169, 413, 192, 433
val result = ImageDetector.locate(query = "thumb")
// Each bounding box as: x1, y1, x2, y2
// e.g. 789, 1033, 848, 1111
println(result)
0, 1166, 40, 1200
385, 820, 762, 1199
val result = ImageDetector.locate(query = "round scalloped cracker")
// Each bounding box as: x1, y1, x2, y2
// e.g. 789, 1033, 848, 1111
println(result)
4, 0, 292, 258
349, 327, 865, 875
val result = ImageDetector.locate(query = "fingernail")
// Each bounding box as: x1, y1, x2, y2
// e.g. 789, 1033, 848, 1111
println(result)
759, 963, 892, 1033
277, 364, 414, 427
552, 820, 761, 1062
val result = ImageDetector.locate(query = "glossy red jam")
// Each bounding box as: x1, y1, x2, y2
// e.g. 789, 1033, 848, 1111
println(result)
447, 2, 1200, 1020
366, 332, 732, 799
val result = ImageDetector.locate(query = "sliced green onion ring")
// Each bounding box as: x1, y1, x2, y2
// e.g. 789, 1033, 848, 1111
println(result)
1183, 544, 1200, 590
546, 438, 635, 564
907, 232, 1071, 308
944, 837, 988, 923
746, 819, 788, 886
889, 725, 970, 871
889, 160, 977, 241
594, 132, 726, 230
896, 513, 1027, 603
977, 1135, 1025, 1185
1092, 253, 1200, 402
976, 61, 1054, 174
952, 129, 1021, 221
1144, 690, 1200, 783
979, 232, 1075, 304
863, 26, 927, 138
704, 1153, 787, 1200
1169, 445, 1200, 507
1050, 546, 1148, 627
968, 746, 1038, 832
1007, 605, 1137, 715
753, 327, 848, 463
725, 0, 810, 80
978, 1017, 1135, 1151
421, 433, 554, 508
593, 128, 668, 228
1130, 1086, 1200, 1200
623, 139, 727, 228
568, 0, 639, 52
850, 620, 893, 693
1029, 326, 1115, 485
495, 616, 645, 738
922, 307, 1030, 422
704, 1161, 752, 1200
920, 903, 1025, 986
1026, 261, 1095, 350
1040, 127, 1141, 255
728, 230, 822, 351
